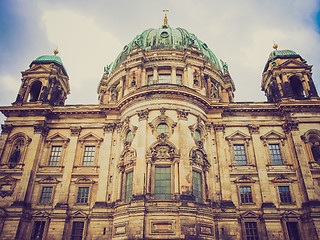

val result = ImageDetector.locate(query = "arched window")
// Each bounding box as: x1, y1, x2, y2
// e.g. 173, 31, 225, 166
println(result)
29, 81, 42, 102
289, 76, 305, 99
156, 123, 169, 135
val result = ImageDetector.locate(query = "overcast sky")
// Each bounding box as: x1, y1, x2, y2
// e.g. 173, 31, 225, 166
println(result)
1, 0, 320, 126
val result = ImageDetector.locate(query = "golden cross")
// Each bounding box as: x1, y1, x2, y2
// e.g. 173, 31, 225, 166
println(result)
163, 8, 169, 25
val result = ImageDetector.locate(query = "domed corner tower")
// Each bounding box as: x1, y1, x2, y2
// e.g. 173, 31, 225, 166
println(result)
97, 21, 235, 107
13, 50, 70, 106
261, 44, 318, 102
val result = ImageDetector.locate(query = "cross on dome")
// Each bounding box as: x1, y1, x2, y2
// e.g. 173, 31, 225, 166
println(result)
163, 8, 169, 26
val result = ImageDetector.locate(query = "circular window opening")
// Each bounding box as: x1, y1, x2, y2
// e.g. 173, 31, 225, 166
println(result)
126, 130, 132, 142
156, 123, 169, 135
195, 129, 201, 141
160, 31, 169, 38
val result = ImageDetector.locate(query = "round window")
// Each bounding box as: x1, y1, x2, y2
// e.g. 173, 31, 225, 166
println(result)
160, 31, 169, 38
156, 123, 169, 135
194, 129, 201, 141
126, 130, 132, 142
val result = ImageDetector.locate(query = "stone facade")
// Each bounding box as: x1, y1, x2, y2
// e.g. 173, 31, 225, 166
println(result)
0, 23, 319, 240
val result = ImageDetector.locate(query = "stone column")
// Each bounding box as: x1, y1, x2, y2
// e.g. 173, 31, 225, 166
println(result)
142, 68, 146, 86
187, 64, 193, 87
171, 66, 177, 84
153, 66, 158, 84
95, 123, 114, 205
214, 124, 233, 205
174, 160, 179, 196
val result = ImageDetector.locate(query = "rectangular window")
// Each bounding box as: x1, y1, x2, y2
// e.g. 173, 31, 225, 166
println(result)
240, 186, 253, 203
39, 187, 53, 204
77, 187, 89, 204
176, 74, 183, 85
245, 222, 259, 240
71, 221, 84, 240
234, 144, 247, 165
192, 171, 202, 203
278, 186, 292, 203
31, 221, 46, 240
158, 74, 171, 84
286, 222, 301, 240
125, 171, 133, 203
48, 146, 62, 166
269, 144, 283, 164
148, 75, 154, 85
155, 166, 171, 200
83, 146, 95, 166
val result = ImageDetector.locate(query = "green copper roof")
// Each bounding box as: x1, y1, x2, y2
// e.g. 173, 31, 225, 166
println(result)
268, 49, 301, 61
30, 55, 68, 76
264, 49, 304, 72
111, 25, 221, 72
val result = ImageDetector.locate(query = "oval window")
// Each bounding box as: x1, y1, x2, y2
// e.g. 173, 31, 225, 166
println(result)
156, 123, 169, 135
126, 130, 132, 142
160, 31, 169, 38
195, 129, 201, 141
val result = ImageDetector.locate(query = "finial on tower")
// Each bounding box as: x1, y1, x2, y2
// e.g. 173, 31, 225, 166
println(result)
273, 43, 278, 50
54, 49, 59, 55
163, 8, 169, 26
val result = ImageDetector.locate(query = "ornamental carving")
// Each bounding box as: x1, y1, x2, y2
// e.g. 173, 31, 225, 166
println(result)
137, 109, 149, 121
34, 123, 49, 136
118, 147, 137, 170
0, 175, 18, 198
176, 109, 190, 121
189, 148, 210, 171
104, 123, 116, 133
1, 124, 13, 134
282, 121, 299, 133
70, 126, 82, 136
147, 138, 179, 163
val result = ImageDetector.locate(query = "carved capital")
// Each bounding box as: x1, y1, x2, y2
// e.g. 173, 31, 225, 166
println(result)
137, 109, 149, 121
34, 123, 49, 136
282, 121, 299, 133
176, 109, 190, 121
104, 123, 116, 133
1, 124, 13, 134
213, 124, 225, 132
248, 124, 260, 134
70, 126, 81, 136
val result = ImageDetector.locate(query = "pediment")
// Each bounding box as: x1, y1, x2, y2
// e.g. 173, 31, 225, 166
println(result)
234, 175, 255, 183
240, 210, 260, 219
37, 176, 60, 184
271, 174, 295, 183
281, 210, 300, 218
26, 65, 51, 73
260, 130, 285, 140
226, 130, 250, 141
33, 210, 50, 218
71, 210, 88, 218
277, 59, 308, 69
74, 176, 95, 185
79, 132, 103, 143
46, 132, 69, 142
0, 175, 18, 184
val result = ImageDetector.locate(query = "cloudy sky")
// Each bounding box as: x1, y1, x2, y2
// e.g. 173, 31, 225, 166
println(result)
0, 0, 320, 126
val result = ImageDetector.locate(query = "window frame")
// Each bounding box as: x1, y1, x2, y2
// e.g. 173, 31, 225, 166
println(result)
125, 171, 134, 203
278, 185, 292, 204
239, 186, 253, 204
82, 145, 96, 166
154, 165, 172, 200
233, 144, 247, 165
71, 220, 85, 240
76, 186, 90, 204
268, 143, 283, 165
30, 220, 49, 240
192, 170, 203, 203
48, 145, 63, 166
244, 221, 259, 240
39, 186, 54, 205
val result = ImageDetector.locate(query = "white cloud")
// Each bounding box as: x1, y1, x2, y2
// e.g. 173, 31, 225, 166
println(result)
42, 9, 123, 104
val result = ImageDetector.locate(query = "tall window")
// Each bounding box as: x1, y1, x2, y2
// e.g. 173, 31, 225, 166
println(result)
176, 74, 183, 85
155, 166, 171, 200
269, 144, 283, 164
77, 187, 89, 203
245, 222, 259, 240
278, 186, 292, 203
234, 144, 247, 165
83, 146, 95, 166
71, 221, 84, 240
125, 171, 133, 203
240, 186, 253, 203
31, 221, 46, 240
49, 146, 62, 166
286, 222, 301, 240
39, 187, 53, 204
159, 74, 171, 84
192, 171, 202, 203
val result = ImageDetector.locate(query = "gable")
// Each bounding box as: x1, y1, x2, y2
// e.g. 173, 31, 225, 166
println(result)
277, 59, 308, 69
79, 132, 103, 143
46, 132, 69, 142
226, 130, 250, 141
260, 130, 285, 140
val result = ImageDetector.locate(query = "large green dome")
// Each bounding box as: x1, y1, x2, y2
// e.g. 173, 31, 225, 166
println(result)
111, 25, 221, 72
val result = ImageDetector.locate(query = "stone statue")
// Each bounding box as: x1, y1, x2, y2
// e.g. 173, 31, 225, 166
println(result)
8, 146, 20, 168
311, 143, 320, 162
220, 60, 229, 73
210, 82, 219, 98
134, 34, 143, 48
104, 62, 113, 75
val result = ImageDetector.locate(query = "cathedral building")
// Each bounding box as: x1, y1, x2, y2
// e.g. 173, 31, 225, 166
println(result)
0, 14, 320, 239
